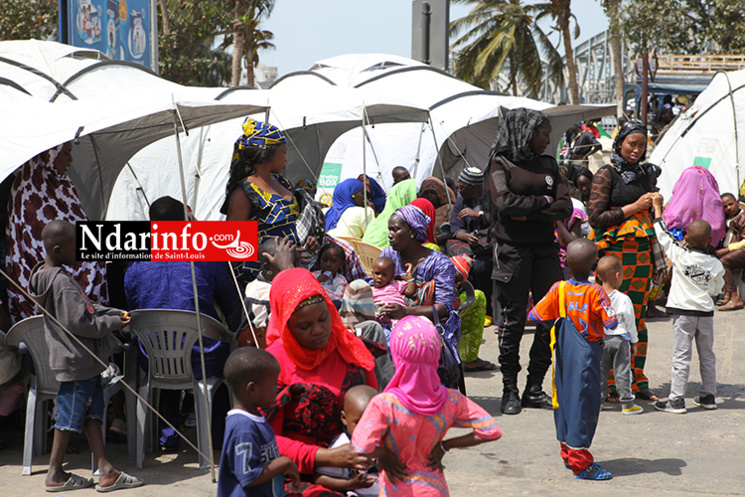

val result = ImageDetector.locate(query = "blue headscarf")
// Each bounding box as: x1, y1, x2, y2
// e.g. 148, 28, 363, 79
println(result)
325, 178, 365, 231
360, 175, 387, 213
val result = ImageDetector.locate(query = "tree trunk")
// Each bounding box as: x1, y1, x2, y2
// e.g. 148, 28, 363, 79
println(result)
559, 13, 579, 104
605, 0, 625, 117
158, 0, 170, 35
230, 1, 246, 87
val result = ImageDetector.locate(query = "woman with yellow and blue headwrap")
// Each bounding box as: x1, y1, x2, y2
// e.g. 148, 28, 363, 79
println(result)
221, 118, 319, 284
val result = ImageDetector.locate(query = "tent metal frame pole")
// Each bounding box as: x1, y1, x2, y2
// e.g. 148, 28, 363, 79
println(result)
413, 122, 426, 179
722, 71, 741, 192
172, 105, 217, 481
361, 112, 369, 227
427, 116, 453, 213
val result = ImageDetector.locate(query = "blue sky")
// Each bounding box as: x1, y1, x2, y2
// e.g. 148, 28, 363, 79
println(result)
260, 0, 610, 75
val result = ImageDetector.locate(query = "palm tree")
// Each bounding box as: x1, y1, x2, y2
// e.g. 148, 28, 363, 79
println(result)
226, 0, 276, 87
533, 0, 581, 104
450, 0, 564, 98
602, 0, 625, 116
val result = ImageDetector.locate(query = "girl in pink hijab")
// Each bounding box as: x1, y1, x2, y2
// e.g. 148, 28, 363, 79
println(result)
351, 316, 502, 496
662, 166, 726, 247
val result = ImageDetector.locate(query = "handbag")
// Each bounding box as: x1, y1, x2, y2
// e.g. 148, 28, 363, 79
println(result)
432, 306, 461, 389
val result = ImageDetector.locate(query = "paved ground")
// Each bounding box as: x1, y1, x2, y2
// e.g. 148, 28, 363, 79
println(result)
2, 309, 745, 496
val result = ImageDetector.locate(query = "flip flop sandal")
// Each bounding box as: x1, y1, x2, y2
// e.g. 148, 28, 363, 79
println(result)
45, 474, 94, 492
606, 394, 620, 404
636, 390, 659, 401
575, 462, 612, 480
96, 472, 144, 492
719, 302, 744, 312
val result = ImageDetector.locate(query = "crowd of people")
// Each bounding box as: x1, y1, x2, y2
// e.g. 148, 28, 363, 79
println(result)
0, 104, 737, 494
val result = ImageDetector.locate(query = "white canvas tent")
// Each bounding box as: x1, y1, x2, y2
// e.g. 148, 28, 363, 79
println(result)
0, 40, 271, 219
651, 70, 745, 200
274, 54, 615, 195
107, 82, 430, 220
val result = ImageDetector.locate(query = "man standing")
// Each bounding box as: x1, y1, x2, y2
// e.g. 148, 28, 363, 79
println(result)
716, 193, 745, 311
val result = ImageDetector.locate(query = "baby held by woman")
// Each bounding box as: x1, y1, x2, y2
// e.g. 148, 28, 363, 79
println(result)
371, 256, 417, 324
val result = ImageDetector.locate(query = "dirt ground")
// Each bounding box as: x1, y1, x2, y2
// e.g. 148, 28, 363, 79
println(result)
2, 309, 745, 496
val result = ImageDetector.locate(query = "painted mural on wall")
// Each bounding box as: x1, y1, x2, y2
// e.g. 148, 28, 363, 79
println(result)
66, 0, 152, 69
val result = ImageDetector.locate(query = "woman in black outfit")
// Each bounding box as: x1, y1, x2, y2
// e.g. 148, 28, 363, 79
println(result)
487, 108, 573, 415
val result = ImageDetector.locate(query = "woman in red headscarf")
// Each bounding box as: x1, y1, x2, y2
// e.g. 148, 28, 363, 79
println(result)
265, 268, 378, 496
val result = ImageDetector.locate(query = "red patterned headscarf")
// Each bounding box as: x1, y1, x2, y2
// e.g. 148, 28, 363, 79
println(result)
410, 198, 436, 244
266, 268, 375, 371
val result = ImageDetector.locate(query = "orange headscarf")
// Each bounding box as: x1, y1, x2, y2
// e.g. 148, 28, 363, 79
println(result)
266, 268, 375, 372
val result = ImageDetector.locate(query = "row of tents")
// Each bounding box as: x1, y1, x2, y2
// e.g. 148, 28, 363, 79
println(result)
1, 40, 614, 221
2, 39, 742, 221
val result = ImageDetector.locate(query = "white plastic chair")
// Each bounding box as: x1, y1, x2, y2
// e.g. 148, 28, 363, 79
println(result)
4, 316, 131, 476
4, 316, 54, 476
129, 309, 233, 469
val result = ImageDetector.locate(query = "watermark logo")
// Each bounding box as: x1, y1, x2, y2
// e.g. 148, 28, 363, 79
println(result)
76, 221, 258, 262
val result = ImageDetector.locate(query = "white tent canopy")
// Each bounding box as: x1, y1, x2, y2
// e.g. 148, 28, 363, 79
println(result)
107, 83, 430, 221
0, 40, 270, 220
0, 84, 268, 220
277, 54, 615, 192
651, 70, 745, 200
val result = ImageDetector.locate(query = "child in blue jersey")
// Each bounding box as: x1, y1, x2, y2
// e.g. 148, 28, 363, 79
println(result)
528, 238, 617, 481
218, 347, 300, 497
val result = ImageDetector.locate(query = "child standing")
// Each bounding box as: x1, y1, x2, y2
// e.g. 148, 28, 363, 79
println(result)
218, 347, 300, 497
371, 257, 417, 325
315, 385, 379, 496
351, 315, 502, 495
652, 194, 724, 413
596, 255, 643, 414
528, 238, 617, 480
29, 220, 143, 492
313, 243, 348, 304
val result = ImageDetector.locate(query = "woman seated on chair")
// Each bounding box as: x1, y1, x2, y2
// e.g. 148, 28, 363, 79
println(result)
324, 178, 376, 240
377, 205, 460, 354
265, 268, 378, 496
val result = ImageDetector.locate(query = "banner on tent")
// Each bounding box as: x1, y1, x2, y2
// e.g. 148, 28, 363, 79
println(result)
317, 162, 342, 205
76, 221, 258, 261
60, 0, 155, 70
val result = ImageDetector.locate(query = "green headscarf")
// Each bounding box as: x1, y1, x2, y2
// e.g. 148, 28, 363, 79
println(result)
362, 179, 418, 248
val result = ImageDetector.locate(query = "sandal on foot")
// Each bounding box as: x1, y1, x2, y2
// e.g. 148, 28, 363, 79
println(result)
606, 394, 620, 404
637, 389, 659, 401
96, 472, 144, 492
719, 301, 744, 312
45, 474, 94, 492
575, 462, 612, 480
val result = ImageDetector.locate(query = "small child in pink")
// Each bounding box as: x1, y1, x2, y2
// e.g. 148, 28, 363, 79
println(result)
351, 316, 502, 496
371, 257, 416, 324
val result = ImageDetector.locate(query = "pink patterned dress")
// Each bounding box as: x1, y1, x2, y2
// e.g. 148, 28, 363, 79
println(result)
352, 391, 501, 496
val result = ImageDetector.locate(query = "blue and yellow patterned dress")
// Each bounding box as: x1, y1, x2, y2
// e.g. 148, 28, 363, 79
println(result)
233, 173, 299, 284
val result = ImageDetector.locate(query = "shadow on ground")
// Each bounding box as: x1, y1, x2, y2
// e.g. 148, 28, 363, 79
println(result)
602, 457, 686, 477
